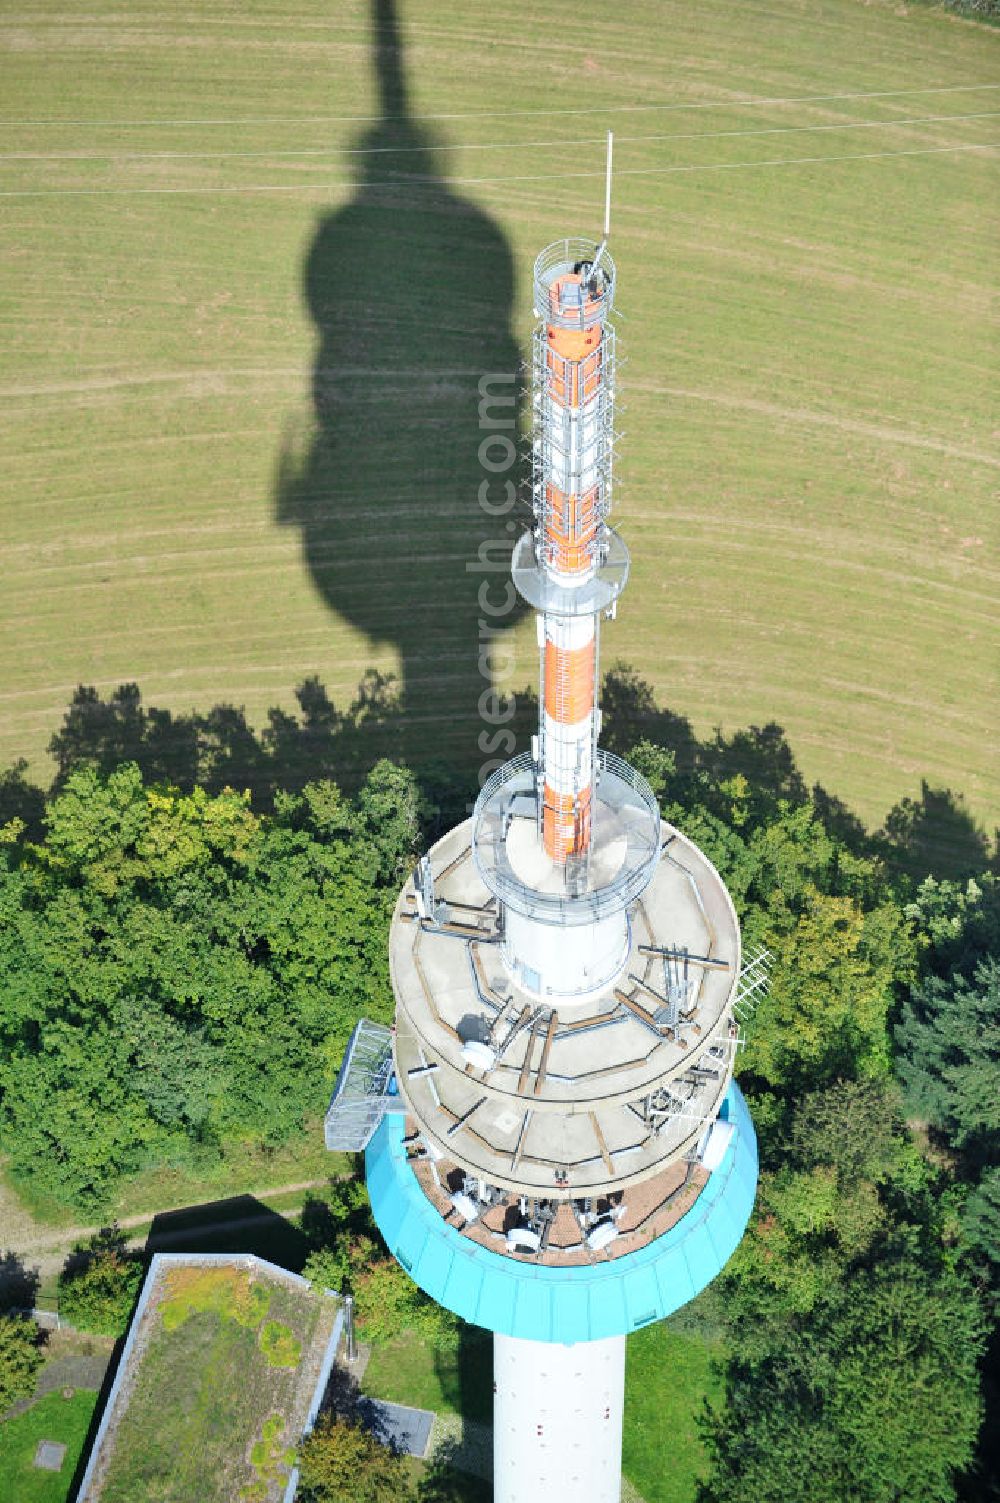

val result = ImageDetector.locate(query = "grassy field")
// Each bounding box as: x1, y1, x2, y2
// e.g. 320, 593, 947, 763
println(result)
624, 1320, 724, 1503
0, 1390, 100, 1503
364, 1325, 493, 1423
0, 0, 997, 839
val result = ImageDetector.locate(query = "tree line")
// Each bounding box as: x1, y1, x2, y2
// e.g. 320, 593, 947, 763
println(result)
3, 669, 995, 882
626, 740, 997, 1502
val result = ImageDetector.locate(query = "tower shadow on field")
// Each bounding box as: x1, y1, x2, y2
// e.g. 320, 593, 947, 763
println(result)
276, 0, 527, 794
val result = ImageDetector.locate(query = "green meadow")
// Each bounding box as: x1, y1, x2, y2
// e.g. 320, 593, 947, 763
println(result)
0, 1390, 99, 1503
1, 0, 997, 836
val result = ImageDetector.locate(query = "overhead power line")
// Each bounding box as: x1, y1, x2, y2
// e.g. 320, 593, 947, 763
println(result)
0, 81, 998, 130
0, 140, 995, 198
0, 110, 996, 163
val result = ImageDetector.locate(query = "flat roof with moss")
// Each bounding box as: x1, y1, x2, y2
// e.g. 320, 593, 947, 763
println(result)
77, 1254, 340, 1503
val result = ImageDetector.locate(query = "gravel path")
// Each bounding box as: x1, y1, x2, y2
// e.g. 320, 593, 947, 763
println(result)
4, 1177, 331, 1257
621, 1478, 649, 1503
0, 1176, 336, 1284
1, 1351, 111, 1424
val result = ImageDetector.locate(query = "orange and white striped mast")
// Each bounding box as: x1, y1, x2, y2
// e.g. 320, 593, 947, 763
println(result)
532, 133, 621, 877
476, 131, 641, 1005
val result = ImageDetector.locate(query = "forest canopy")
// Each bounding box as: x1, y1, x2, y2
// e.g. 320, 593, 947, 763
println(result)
0, 685, 996, 1502
0, 759, 418, 1209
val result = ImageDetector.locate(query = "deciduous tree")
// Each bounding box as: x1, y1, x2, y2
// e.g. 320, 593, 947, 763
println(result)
0, 761, 407, 1210
0, 1313, 42, 1412
58, 1226, 144, 1337
298, 1413, 410, 1503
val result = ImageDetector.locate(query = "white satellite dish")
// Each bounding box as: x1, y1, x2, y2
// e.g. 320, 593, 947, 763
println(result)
506, 1226, 542, 1254
451, 1192, 480, 1224
461, 1039, 497, 1072
586, 1219, 619, 1252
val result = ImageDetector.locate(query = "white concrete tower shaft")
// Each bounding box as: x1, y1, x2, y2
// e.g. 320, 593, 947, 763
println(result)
494, 1333, 626, 1503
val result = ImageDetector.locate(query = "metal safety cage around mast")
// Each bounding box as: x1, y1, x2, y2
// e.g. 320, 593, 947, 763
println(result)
526, 238, 624, 873
529, 320, 619, 574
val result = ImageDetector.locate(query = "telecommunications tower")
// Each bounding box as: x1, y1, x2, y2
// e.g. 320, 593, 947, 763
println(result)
326, 139, 762, 1502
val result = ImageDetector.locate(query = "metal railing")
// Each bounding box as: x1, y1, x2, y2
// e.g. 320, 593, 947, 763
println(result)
510, 525, 630, 619
533, 238, 616, 329
323, 1019, 397, 1152
472, 749, 661, 924
530, 322, 617, 564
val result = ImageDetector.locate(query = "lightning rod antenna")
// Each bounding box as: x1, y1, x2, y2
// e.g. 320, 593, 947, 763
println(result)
604, 128, 613, 239
589, 131, 614, 281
